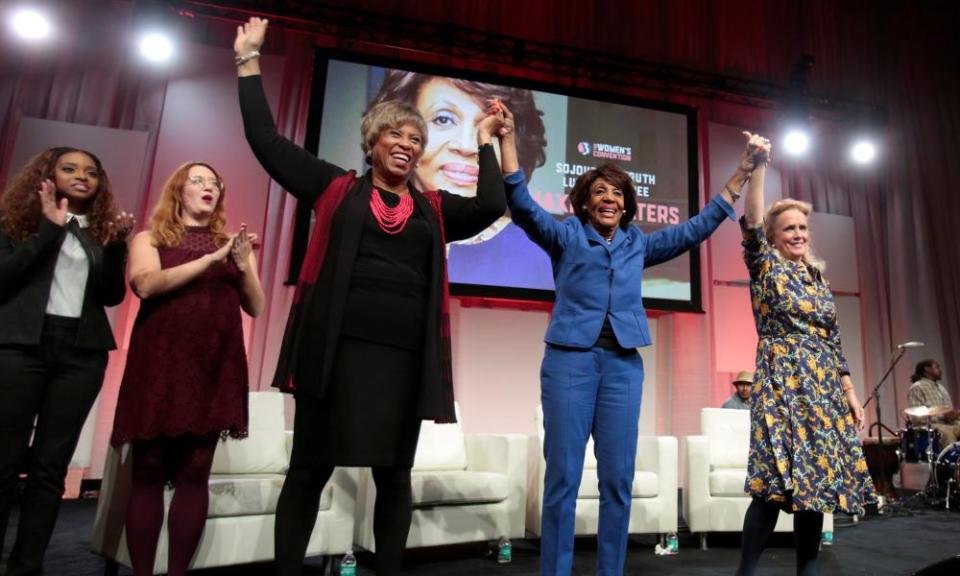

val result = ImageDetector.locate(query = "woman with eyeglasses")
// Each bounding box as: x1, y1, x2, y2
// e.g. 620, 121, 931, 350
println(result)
110, 162, 264, 576
0, 147, 133, 575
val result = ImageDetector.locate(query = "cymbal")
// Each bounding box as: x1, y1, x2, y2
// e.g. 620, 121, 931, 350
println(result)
903, 405, 951, 418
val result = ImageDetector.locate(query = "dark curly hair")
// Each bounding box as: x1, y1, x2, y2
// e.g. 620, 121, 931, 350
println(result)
0, 147, 119, 244
567, 163, 638, 230
911, 359, 939, 383
367, 70, 548, 181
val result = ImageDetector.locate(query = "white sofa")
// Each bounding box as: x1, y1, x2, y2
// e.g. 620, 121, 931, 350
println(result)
91, 392, 357, 573
354, 403, 527, 551
527, 405, 678, 538
685, 407, 832, 549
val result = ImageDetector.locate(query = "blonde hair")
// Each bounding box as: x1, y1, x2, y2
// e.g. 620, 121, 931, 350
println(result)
763, 198, 825, 271
149, 162, 229, 248
360, 100, 428, 159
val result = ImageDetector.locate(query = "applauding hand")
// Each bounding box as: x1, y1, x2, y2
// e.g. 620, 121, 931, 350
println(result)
37, 179, 67, 227
107, 211, 136, 243
230, 224, 258, 272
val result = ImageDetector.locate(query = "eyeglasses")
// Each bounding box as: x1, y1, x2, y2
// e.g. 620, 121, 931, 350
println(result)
187, 175, 223, 190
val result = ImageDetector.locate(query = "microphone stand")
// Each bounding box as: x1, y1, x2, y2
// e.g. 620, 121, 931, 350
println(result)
863, 346, 908, 511
863, 347, 907, 446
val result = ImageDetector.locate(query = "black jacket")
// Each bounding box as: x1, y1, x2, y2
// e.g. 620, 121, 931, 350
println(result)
0, 218, 127, 350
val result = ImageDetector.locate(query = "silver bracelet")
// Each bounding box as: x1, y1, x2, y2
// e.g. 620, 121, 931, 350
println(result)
235, 50, 261, 66
723, 183, 741, 201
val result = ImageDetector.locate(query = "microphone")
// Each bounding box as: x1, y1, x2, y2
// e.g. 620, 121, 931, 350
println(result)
897, 341, 925, 349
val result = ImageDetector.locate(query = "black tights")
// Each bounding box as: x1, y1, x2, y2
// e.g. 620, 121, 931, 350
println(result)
736, 497, 824, 576
274, 465, 413, 576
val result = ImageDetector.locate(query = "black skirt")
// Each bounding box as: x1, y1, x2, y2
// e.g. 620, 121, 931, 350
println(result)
290, 336, 423, 468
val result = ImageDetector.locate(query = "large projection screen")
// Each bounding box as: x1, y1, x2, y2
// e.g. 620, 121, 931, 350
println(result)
300, 52, 702, 311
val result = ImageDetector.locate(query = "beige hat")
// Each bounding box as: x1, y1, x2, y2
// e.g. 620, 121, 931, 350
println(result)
733, 370, 754, 385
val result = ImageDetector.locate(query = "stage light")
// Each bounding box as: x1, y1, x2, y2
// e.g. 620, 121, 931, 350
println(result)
139, 32, 174, 63
9, 8, 52, 41
850, 140, 877, 164
783, 129, 810, 156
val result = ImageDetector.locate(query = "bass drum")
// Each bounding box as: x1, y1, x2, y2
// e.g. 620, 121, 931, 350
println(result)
899, 425, 942, 462
935, 442, 960, 501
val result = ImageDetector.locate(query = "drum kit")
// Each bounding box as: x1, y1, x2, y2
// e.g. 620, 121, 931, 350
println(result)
897, 405, 960, 508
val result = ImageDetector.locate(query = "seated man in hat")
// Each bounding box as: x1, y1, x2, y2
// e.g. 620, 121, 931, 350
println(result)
721, 370, 753, 410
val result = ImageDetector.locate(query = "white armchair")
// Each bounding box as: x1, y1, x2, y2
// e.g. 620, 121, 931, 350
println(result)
685, 407, 832, 549
354, 403, 527, 551
527, 405, 678, 538
91, 392, 357, 573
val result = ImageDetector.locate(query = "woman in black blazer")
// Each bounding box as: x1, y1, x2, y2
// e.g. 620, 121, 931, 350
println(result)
0, 147, 133, 576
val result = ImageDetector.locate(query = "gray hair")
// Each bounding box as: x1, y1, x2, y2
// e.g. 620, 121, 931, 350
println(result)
360, 100, 428, 158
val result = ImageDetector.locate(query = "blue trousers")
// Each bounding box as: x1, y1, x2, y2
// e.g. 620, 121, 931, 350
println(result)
539, 344, 644, 576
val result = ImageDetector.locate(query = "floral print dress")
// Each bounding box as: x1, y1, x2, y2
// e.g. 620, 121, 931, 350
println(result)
741, 220, 876, 514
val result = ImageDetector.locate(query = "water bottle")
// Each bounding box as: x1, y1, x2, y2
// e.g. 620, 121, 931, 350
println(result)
666, 531, 679, 555
821, 531, 834, 547
497, 536, 512, 563
340, 549, 357, 576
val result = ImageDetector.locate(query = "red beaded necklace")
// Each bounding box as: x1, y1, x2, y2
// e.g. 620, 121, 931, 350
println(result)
370, 188, 414, 235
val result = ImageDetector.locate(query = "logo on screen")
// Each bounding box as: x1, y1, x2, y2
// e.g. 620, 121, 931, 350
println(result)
578, 141, 632, 161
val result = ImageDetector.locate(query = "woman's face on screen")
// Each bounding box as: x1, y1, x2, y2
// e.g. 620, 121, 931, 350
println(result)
414, 78, 486, 197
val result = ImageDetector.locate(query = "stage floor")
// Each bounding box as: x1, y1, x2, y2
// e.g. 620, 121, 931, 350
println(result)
2, 499, 958, 575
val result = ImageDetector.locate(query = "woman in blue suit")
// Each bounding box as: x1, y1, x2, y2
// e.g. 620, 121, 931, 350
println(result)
496, 106, 769, 575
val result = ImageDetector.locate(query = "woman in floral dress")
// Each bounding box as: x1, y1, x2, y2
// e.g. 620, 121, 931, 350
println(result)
737, 133, 875, 576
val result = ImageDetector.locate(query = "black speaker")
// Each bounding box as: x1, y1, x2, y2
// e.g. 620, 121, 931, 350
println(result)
914, 555, 960, 576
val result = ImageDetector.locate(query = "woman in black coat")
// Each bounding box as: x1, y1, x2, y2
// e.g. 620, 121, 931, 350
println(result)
0, 147, 133, 575
235, 18, 508, 576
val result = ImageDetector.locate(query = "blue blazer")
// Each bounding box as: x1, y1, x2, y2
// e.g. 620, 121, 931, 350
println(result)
505, 170, 735, 349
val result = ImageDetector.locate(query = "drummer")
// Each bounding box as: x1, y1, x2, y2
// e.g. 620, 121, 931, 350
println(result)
907, 359, 960, 445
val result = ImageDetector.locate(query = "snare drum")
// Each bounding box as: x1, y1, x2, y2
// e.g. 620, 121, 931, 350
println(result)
935, 442, 960, 499
899, 425, 942, 462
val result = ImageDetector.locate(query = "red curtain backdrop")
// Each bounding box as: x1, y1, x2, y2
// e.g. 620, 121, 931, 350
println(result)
2, 0, 957, 438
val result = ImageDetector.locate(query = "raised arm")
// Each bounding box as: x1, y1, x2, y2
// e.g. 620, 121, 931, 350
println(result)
235, 18, 344, 204
128, 231, 234, 300
740, 131, 771, 228
495, 104, 567, 254
437, 99, 507, 241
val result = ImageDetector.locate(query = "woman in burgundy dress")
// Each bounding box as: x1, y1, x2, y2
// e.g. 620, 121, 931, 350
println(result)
110, 162, 265, 576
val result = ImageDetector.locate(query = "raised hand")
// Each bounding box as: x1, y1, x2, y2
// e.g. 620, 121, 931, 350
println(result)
37, 179, 67, 227
477, 99, 514, 145
234, 17, 268, 56
106, 211, 136, 243
493, 100, 515, 138
741, 131, 772, 171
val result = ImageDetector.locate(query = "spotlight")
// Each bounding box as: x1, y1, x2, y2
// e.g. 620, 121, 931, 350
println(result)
139, 32, 174, 63
783, 129, 811, 156
9, 8, 52, 41
850, 140, 877, 164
